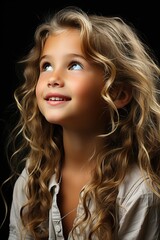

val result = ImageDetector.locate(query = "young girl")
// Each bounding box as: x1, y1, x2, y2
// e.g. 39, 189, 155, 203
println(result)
7, 6, 160, 240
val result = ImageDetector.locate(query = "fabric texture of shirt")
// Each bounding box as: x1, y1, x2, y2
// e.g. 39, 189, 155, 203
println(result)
8, 164, 160, 240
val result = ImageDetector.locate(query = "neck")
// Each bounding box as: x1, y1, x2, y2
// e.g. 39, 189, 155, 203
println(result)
62, 128, 96, 171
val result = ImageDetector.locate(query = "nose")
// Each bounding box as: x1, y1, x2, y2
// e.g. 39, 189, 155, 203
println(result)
47, 72, 64, 88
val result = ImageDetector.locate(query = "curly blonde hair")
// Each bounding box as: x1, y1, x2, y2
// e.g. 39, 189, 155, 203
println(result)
7, 6, 160, 239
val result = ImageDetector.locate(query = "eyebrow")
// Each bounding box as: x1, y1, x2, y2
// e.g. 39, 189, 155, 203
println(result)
40, 53, 87, 62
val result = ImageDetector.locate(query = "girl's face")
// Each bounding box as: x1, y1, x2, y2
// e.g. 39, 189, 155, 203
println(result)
36, 28, 107, 133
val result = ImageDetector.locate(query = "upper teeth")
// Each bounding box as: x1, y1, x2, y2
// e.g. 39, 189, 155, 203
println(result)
49, 97, 63, 101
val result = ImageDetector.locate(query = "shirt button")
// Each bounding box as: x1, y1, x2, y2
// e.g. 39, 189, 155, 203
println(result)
55, 224, 61, 233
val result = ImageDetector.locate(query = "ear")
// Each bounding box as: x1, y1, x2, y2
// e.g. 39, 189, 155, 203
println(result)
113, 85, 132, 109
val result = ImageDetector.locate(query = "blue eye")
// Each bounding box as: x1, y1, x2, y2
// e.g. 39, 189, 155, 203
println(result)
69, 62, 83, 70
41, 62, 53, 72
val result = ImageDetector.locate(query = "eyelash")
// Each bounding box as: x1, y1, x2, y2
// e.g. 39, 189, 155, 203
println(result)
40, 62, 51, 72
40, 60, 83, 72
68, 61, 83, 70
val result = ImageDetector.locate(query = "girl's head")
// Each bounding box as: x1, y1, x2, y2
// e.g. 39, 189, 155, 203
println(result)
19, 6, 160, 135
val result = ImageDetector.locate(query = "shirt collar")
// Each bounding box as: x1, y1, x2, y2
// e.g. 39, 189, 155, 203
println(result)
48, 173, 59, 191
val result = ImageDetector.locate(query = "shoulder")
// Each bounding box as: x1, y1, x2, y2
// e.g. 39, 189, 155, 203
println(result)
117, 164, 160, 206
12, 167, 29, 203
116, 163, 160, 224
14, 167, 29, 188
9, 168, 33, 239
116, 164, 160, 239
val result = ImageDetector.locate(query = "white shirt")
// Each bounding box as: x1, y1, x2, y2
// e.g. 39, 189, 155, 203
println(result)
8, 164, 160, 240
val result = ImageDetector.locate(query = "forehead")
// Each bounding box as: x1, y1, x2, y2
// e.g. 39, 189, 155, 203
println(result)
42, 28, 82, 53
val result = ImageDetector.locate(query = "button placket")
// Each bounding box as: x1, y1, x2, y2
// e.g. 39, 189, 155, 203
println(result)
52, 183, 63, 238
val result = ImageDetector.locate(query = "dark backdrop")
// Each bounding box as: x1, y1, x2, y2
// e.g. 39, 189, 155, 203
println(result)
1, 1, 160, 239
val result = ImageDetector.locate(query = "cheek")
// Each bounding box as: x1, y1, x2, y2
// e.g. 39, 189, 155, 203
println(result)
74, 85, 89, 98
73, 82, 103, 110
35, 86, 39, 102
35, 82, 45, 114
35, 80, 43, 100
78, 81, 102, 100
72, 79, 99, 97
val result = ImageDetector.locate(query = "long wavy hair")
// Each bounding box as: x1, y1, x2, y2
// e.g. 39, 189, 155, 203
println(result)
6, 6, 160, 239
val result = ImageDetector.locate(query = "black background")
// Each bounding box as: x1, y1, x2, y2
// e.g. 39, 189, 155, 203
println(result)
1, 0, 160, 239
